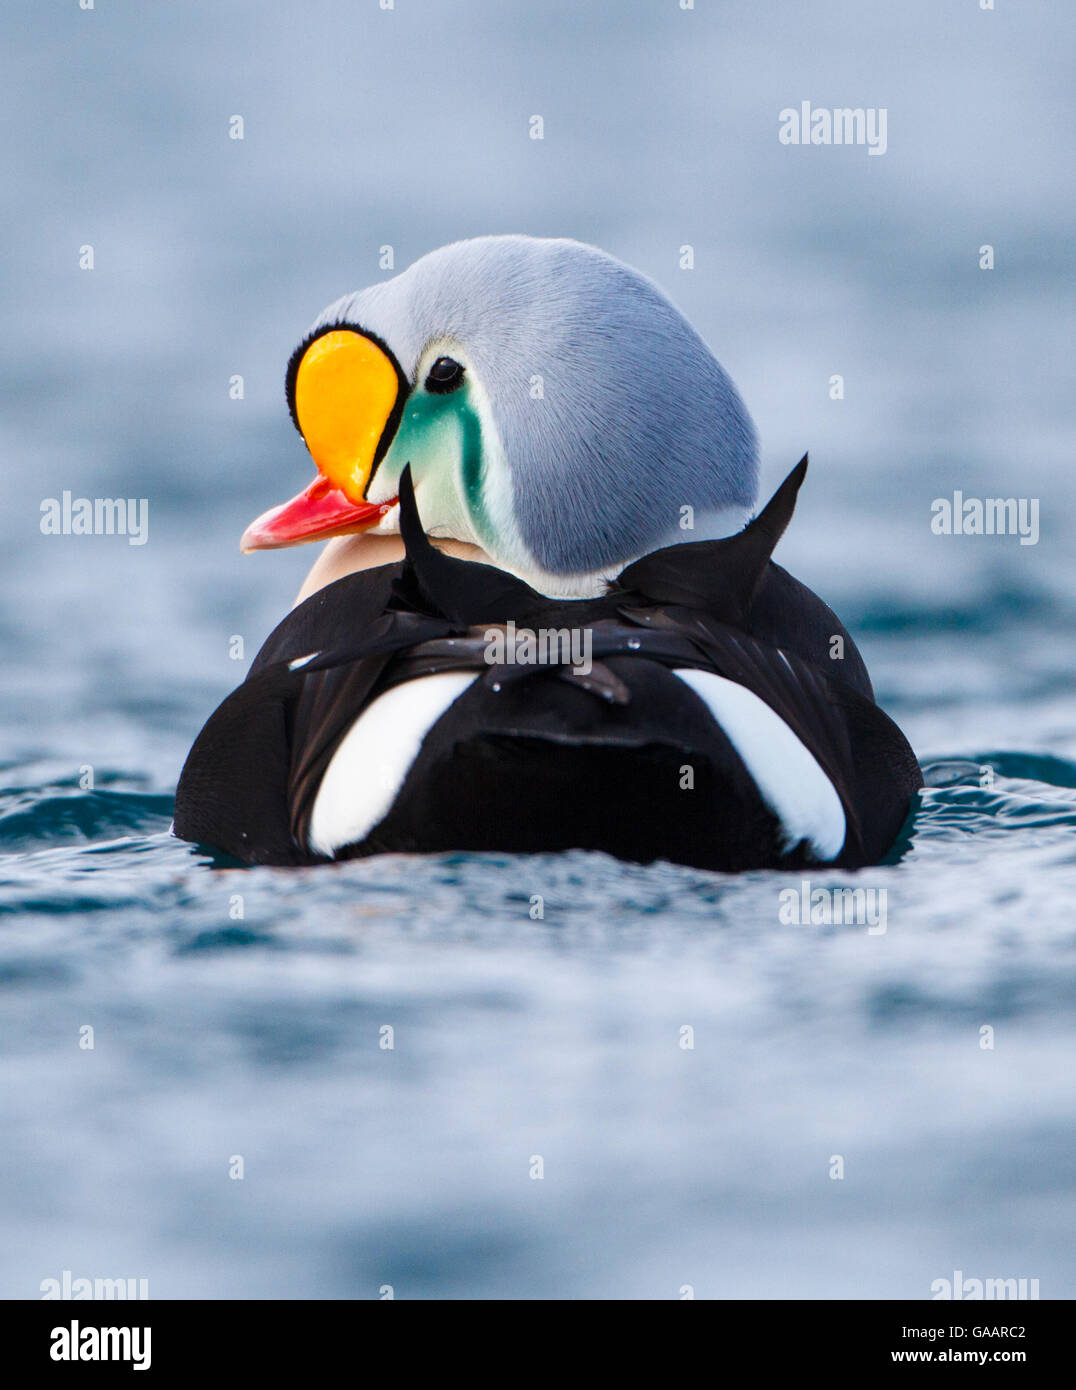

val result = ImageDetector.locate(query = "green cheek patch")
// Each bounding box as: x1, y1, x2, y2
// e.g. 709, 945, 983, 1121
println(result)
383, 384, 495, 552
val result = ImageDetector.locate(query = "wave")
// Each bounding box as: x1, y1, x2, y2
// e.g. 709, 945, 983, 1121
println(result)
0, 785, 174, 853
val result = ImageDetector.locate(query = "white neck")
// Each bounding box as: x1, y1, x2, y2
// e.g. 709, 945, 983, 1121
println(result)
293, 499, 753, 610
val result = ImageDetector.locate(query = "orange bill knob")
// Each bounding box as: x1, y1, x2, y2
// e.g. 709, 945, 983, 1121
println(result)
241, 329, 402, 551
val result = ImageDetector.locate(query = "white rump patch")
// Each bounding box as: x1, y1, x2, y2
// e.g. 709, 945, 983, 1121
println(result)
673, 668, 846, 861
308, 672, 477, 858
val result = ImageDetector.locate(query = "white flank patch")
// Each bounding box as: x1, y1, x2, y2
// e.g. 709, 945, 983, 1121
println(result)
673, 669, 846, 860
308, 672, 477, 858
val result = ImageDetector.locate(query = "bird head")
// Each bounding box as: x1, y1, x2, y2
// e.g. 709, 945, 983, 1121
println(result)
241, 235, 759, 596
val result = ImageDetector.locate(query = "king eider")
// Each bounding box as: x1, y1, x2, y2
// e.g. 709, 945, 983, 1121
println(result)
175, 236, 921, 870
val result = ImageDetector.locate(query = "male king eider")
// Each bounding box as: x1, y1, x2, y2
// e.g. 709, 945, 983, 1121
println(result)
175, 236, 921, 869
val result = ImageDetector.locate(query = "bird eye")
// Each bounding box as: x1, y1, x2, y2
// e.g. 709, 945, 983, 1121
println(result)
424, 356, 465, 394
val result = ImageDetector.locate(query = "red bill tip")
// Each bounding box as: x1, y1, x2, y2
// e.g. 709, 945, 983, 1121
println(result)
240, 475, 396, 552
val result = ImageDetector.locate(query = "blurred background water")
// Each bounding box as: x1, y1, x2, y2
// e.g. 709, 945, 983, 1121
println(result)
1, 0, 1073, 1298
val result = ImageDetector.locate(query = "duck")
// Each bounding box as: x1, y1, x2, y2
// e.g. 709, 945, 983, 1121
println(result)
175, 236, 921, 870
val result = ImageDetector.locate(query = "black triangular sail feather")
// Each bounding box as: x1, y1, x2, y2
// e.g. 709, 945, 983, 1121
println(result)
396, 464, 550, 625
610, 454, 809, 622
